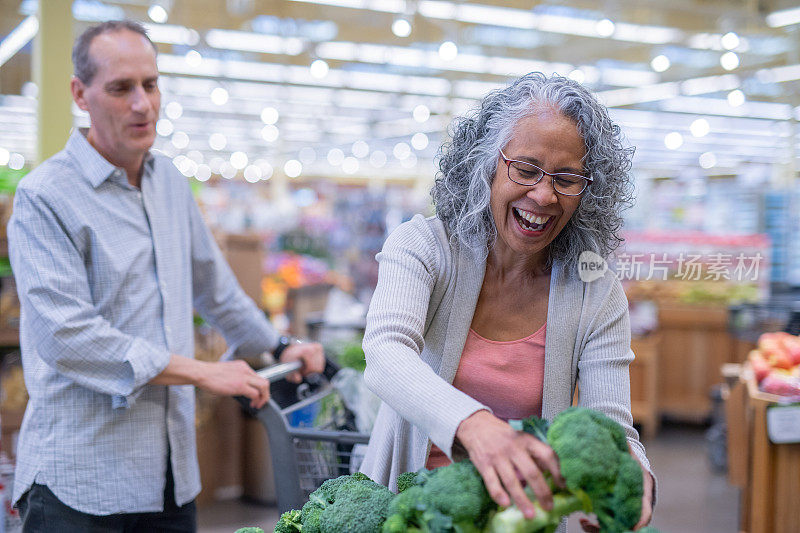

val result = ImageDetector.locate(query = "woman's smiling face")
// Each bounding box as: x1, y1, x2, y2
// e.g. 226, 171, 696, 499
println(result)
490, 106, 587, 266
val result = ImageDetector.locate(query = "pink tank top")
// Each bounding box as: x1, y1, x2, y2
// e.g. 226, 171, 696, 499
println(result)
426, 322, 547, 469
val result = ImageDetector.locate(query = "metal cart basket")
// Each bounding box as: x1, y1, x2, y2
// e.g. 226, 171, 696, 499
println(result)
240, 359, 371, 513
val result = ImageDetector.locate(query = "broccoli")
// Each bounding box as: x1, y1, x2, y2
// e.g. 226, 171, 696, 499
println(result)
237, 528, 266, 533
274, 509, 302, 533
485, 407, 647, 533
298, 473, 394, 533
397, 471, 423, 493
383, 460, 495, 532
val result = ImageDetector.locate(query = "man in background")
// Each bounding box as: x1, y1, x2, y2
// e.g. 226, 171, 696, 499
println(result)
8, 19, 324, 531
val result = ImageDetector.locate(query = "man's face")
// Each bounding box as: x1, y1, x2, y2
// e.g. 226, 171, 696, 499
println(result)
71, 29, 160, 165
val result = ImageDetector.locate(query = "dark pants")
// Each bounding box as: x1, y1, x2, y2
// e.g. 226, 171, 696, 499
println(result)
17, 461, 196, 533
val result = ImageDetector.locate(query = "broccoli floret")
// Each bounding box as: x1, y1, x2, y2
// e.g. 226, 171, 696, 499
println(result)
319, 480, 395, 533
237, 528, 266, 533
273, 509, 303, 533
383, 461, 495, 532
484, 407, 646, 533
302, 474, 377, 533
396, 471, 421, 493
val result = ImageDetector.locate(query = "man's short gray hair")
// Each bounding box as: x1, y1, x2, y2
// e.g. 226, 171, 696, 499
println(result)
72, 20, 157, 84
432, 72, 635, 269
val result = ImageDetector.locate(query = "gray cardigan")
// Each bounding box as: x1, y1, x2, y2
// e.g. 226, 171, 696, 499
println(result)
360, 214, 653, 499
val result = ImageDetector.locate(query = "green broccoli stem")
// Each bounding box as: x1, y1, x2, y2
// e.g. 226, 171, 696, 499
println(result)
485, 490, 592, 533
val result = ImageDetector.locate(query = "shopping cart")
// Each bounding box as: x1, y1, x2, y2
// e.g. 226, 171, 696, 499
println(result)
237, 358, 372, 513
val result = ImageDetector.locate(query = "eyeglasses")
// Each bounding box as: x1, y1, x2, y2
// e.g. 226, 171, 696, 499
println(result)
499, 149, 592, 196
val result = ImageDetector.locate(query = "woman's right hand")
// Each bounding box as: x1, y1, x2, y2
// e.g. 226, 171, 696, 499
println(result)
455, 410, 566, 519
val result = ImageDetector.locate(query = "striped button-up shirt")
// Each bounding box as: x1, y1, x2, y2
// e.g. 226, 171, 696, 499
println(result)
8, 129, 279, 514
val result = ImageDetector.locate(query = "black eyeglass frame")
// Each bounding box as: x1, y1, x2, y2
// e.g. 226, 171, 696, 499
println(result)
499, 149, 592, 196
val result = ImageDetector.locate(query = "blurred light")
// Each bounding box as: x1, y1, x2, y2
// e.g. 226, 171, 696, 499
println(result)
255, 159, 274, 180
206, 29, 304, 55
185, 50, 202, 67
342, 156, 359, 174
0, 148, 9, 166
144, 23, 199, 46
21, 81, 37, 99
370, 150, 387, 168
327, 148, 345, 165
727, 89, 745, 107
299, 147, 317, 164
165, 101, 183, 120
209, 157, 225, 173
720, 51, 739, 71
156, 118, 174, 137
411, 132, 429, 150
243, 165, 262, 182
438, 41, 458, 61
177, 158, 197, 178
209, 133, 227, 151
210, 87, 229, 106
568, 69, 585, 83
650, 55, 670, 73
401, 152, 418, 168
596, 19, 615, 37
195, 164, 211, 182
230, 151, 248, 170
284, 160, 302, 178
261, 107, 279, 124
664, 131, 683, 150
690, 118, 710, 137
220, 162, 236, 179
392, 18, 412, 37
261, 124, 279, 142
310, 59, 329, 79
8, 153, 24, 170
171, 131, 189, 149
393, 142, 411, 160
699, 152, 717, 169
0, 16, 38, 69
147, 5, 168, 23
352, 141, 370, 158
186, 150, 204, 164
766, 6, 800, 27
721, 32, 739, 50
413, 104, 430, 123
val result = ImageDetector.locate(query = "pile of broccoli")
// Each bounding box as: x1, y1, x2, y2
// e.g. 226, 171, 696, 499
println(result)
236, 407, 660, 533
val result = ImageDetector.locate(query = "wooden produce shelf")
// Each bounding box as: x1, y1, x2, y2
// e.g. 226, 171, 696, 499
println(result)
726, 368, 800, 533
630, 334, 660, 440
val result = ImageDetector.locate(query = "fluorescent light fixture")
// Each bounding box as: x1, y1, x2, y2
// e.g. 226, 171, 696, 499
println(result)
766, 6, 800, 27
598, 82, 681, 107
148, 5, 168, 23
0, 16, 39, 68
143, 23, 199, 45
392, 18, 412, 37
679, 74, 739, 95
650, 55, 670, 73
764, 63, 800, 83
285, 0, 405, 13
206, 29, 305, 56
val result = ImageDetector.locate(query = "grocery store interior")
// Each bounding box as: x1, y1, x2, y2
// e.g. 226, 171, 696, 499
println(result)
2, 0, 800, 532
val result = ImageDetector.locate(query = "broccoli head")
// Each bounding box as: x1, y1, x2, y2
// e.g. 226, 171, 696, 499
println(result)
273, 509, 302, 533
319, 479, 395, 533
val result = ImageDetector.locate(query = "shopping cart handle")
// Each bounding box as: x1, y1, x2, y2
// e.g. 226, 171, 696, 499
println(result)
255, 359, 304, 382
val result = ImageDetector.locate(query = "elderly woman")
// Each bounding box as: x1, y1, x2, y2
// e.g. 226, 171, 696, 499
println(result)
359, 72, 654, 531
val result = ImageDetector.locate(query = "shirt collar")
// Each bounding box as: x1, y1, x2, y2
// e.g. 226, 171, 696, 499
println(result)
65, 128, 155, 188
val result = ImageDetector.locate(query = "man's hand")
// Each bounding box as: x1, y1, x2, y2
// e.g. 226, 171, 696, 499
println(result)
278, 341, 325, 383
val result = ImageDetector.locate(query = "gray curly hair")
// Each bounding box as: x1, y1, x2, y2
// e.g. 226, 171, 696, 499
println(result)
432, 72, 634, 268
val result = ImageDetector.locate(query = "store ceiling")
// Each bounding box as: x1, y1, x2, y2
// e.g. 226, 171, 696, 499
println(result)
1, 0, 799, 184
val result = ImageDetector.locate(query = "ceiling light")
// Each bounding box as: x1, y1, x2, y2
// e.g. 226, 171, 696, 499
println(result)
230, 151, 248, 170
171, 131, 189, 149
595, 19, 615, 37
411, 132, 429, 150
352, 141, 370, 158
720, 32, 739, 50
401, 153, 418, 168
568, 69, 585, 83
369, 151, 387, 168
327, 148, 345, 166
392, 18, 412, 37
261, 125, 279, 142
284, 160, 302, 178
664, 132, 683, 150
143, 23, 199, 46
0, 148, 9, 166
438, 41, 458, 61
195, 164, 211, 182
209, 157, 225, 173
342, 156, 359, 174
244, 165, 262, 182
220, 162, 236, 179
185, 50, 202, 67
413, 104, 430, 123
206, 29, 304, 55
165, 101, 182, 120
147, 5, 168, 23
261, 107, 279, 124
393, 142, 411, 159
727, 89, 745, 107
8, 153, 24, 170
187, 150, 203, 164
210, 87, 229, 105
156, 118, 174, 137
690, 118, 710, 137
766, 6, 800, 27
256, 160, 274, 180
720, 52, 739, 71
650, 55, 670, 73
0, 16, 39, 68
699, 152, 716, 169
209, 133, 227, 151
310, 59, 329, 79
